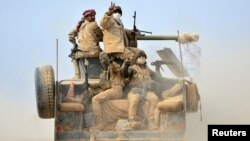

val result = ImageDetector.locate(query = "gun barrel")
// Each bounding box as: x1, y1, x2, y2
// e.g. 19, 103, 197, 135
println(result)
139, 30, 152, 34
137, 35, 178, 41
151, 60, 167, 66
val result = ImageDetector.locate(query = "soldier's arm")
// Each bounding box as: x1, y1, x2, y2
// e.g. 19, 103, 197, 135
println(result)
100, 13, 112, 29
110, 61, 121, 73
68, 29, 77, 44
120, 59, 130, 77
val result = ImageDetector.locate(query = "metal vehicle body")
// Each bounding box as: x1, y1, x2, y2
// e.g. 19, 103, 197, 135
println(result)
35, 34, 200, 141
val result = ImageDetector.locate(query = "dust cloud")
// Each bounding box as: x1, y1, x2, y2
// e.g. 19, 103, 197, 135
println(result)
1, 48, 250, 141
186, 46, 250, 141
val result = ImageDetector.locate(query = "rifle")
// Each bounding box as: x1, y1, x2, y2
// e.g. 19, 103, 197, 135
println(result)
140, 77, 148, 116
68, 42, 78, 59
78, 58, 90, 129
84, 59, 89, 94
79, 59, 90, 111
133, 11, 152, 35
151, 60, 167, 75
84, 59, 89, 107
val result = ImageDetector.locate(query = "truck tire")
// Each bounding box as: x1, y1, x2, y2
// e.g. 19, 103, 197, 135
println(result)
35, 65, 55, 119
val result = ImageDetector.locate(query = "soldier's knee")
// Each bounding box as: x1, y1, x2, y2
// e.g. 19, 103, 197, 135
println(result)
147, 92, 159, 102
128, 94, 140, 104
92, 95, 99, 103
152, 94, 159, 101
130, 97, 140, 104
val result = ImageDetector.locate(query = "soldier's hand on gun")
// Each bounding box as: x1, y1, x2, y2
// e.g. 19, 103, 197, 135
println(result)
133, 28, 143, 37
108, 56, 115, 64
108, 2, 115, 16
128, 67, 137, 75
123, 59, 131, 66
133, 26, 139, 32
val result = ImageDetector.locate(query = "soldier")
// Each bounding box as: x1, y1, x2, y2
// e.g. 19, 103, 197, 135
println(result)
68, 9, 103, 79
100, 3, 135, 61
87, 53, 112, 97
91, 52, 129, 131
126, 50, 159, 130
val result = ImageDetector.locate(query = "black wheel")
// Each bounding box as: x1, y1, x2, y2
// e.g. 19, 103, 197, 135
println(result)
35, 65, 55, 119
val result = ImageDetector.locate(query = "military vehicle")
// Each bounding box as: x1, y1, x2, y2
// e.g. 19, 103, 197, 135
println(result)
35, 26, 200, 140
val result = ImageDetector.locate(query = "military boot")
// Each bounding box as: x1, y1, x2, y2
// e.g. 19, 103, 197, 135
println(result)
147, 117, 158, 130
91, 117, 104, 131
129, 117, 143, 130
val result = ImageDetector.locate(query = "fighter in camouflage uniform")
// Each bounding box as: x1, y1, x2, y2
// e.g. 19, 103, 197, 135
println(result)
126, 50, 159, 130
68, 9, 103, 79
100, 3, 135, 61
91, 52, 130, 131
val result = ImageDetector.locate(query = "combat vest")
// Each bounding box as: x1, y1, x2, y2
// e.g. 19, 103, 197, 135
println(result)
129, 64, 152, 89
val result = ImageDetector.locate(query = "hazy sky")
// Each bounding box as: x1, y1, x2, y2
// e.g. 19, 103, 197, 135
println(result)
1, 0, 250, 141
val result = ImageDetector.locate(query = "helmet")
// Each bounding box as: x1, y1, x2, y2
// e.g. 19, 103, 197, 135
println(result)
131, 50, 147, 65
113, 6, 122, 15
135, 50, 147, 59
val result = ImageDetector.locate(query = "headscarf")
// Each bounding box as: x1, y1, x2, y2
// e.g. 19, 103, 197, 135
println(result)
82, 9, 96, 17
76, 17, 85, 32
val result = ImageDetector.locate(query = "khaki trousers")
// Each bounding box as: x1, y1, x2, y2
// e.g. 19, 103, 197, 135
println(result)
92, 85, 123, 120
127, 90, 158, 122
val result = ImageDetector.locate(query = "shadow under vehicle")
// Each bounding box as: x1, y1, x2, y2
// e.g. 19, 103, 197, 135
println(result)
35, 32, 201, 141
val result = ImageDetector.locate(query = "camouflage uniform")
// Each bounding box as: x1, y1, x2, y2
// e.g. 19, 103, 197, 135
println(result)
76, 20, 103, 57
91, 52, 127, 131
68, 28, 78, 44
69, 13, 103, 79
100, 6, 134, 61
127, 50, 159, 130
